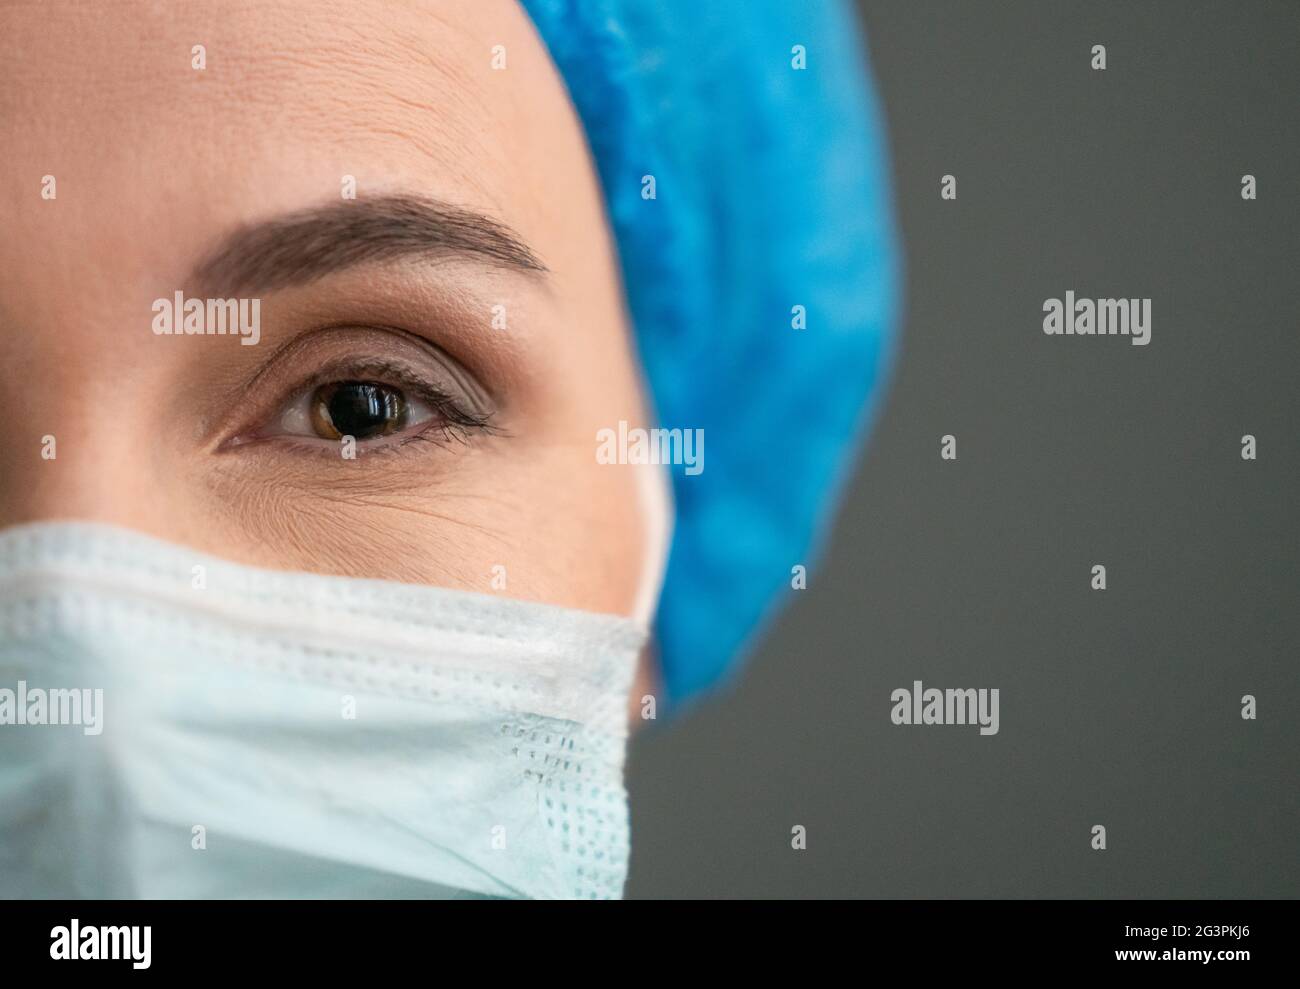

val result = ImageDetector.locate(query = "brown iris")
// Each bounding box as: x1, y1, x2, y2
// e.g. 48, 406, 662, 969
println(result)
309, 381, 409, 440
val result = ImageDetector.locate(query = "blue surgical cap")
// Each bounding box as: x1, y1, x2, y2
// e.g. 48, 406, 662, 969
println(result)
522, 0, 900, 705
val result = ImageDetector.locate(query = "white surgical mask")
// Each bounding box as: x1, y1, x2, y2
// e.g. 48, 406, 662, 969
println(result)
0, 521, 645, 899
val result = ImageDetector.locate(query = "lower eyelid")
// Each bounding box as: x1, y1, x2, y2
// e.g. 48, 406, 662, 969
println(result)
226, 425, 458, 458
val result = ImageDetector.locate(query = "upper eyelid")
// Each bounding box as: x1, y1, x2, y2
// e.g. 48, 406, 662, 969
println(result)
280, 356, 458, 400
247, 324, 495, 414
239, 322, 479, 398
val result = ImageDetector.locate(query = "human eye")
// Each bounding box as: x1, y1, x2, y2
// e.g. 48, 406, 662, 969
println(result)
219, 326, 498, 457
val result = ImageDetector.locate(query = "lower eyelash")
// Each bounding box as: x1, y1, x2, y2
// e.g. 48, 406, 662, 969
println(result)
417, 390, 498, 435
246, 405, 500, 460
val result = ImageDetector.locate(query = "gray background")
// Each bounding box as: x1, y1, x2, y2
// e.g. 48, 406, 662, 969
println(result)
625, 0, 1299, 898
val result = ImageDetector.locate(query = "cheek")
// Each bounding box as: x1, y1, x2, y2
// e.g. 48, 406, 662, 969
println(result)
181, 426, 649, 616
501, 447, 651, 616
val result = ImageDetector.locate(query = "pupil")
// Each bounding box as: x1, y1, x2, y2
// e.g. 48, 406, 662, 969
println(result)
321, 382, 407, 439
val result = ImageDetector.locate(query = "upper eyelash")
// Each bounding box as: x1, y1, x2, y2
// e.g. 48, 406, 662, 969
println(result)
405, 394, 501, 444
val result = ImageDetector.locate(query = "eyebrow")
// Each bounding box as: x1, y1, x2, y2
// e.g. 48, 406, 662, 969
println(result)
190, 194, 548, 296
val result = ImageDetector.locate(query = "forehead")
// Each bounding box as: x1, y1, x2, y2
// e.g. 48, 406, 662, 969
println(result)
0, 0, 579, 293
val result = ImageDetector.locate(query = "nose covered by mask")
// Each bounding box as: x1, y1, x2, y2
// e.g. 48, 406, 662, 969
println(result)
0, 522, 646, 899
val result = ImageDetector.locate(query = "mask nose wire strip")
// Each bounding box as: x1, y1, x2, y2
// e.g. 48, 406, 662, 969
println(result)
0, 567, 639, 724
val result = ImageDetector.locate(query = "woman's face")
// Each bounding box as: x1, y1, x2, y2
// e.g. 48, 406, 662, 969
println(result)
0, 1, 659, 620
